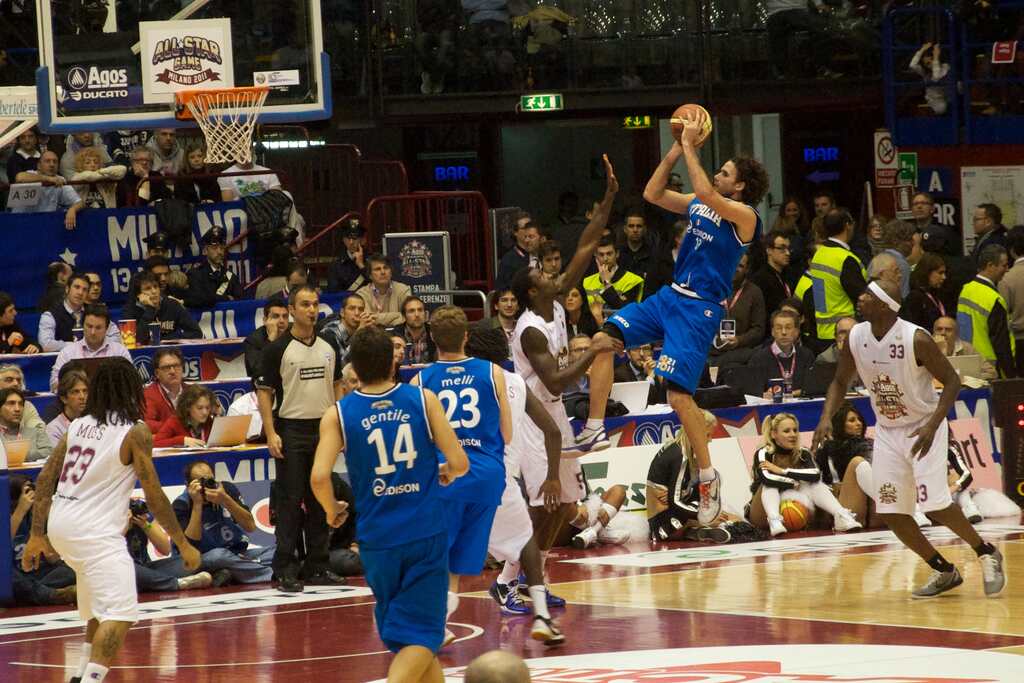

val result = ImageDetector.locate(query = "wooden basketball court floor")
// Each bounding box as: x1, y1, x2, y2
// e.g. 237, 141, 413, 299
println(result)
2, 519, 1023, 682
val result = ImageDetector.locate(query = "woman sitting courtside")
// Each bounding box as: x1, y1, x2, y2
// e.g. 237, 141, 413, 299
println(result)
748, 413, 861, 537
814, 402, 877, 528
154, 385, 216, 448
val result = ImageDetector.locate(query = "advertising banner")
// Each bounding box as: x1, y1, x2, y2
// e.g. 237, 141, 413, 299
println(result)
139, 18, 234, 103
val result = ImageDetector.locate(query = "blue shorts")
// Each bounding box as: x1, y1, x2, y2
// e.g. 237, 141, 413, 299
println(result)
444, 500, 499, 575
360, 533, 448, 654
607, 286, 722, 394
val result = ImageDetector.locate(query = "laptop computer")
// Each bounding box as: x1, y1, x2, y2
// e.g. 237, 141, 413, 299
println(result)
205, 415, 252, 448
609, 381, 650, 415
948, 354, 984, 379
4, 439, 30, 467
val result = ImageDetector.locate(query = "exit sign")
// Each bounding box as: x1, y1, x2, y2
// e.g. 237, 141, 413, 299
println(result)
623, 115, 653, 129
520, 93, 563, 112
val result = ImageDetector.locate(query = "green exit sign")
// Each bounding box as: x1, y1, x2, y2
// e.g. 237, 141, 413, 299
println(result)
520, 93, 563, 112
623, 115, 653, 129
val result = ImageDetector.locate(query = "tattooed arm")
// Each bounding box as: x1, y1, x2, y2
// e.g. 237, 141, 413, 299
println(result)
21, 436, 67, 571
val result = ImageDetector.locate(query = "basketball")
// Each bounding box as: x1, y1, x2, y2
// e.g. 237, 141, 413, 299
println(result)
670, 103, 713, 147
779, 499, 809, 531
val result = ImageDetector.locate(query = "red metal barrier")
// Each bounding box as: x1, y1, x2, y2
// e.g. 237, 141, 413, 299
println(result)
364, 192, 492, 290
262, 144, 363, 232
358, 160, 409, 211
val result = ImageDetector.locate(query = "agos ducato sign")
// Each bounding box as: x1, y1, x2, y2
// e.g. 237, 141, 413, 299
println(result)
139, 18, 234, 103
59, 66, 129, 103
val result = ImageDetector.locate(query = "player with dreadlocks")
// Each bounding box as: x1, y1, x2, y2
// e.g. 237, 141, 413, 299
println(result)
22, 358, 200, 683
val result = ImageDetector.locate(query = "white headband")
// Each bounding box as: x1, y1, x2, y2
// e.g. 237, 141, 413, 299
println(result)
868, 280, 900, 312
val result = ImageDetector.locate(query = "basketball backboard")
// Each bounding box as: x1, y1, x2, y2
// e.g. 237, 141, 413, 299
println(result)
34, 0, 330, 133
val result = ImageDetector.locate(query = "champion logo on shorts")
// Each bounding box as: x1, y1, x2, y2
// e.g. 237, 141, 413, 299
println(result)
878, 482, 898, 504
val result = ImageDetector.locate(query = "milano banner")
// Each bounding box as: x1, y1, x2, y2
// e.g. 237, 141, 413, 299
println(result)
0, 201, 254, 308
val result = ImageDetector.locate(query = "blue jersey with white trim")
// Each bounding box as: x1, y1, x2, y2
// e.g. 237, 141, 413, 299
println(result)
673, 198, 762, 304
338, 384, 444, 548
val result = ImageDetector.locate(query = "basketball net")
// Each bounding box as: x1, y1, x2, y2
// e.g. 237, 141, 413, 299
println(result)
183, 87, 269, 165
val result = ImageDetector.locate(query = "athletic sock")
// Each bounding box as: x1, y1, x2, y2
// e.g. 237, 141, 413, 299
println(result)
82, 663, 109, 682
926, 553, 955, 573
585, 419, 603, 431
973, 541, 996, 557
598, 502, 619, 528
855, 460, 874, 500
528, 585, 550, 620
446, 591, 459, 618
698, 467, 715, 483
75, 643, 93, 678
498, 561, 520, 585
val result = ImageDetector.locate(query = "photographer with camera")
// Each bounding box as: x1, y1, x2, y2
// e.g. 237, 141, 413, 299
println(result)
125, 498, 212, 593
172, 460, 274, 587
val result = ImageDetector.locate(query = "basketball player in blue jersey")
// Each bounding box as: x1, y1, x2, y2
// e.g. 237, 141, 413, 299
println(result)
412, 305, 512, 643
580, 110, 769, 525
311, 325, 469, 683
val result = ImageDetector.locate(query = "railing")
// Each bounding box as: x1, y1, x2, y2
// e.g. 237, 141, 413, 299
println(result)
961, 0, 1024, 145
364, 191, 492, 290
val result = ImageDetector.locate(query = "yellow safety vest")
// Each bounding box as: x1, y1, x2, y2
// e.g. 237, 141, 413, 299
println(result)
795, 274, 812, 301
583, 269, 645, 307
957, 279, 1016, 376
809, 243, 865, 340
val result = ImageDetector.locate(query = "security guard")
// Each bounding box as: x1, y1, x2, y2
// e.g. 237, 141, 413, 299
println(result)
957, 244, 1016, 378
808, 209, 866, 353
185, 226, 243, 308
582, 236, 644, 309
795, 271, 817, 349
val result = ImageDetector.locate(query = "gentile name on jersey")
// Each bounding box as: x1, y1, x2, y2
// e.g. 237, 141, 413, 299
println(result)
359, 407, 411, 431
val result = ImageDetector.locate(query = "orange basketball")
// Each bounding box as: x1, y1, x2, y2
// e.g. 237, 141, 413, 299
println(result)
779, 499, 809, 532
670, 103, 713, 147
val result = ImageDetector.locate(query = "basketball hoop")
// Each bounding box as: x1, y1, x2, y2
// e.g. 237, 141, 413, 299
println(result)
175, 86, 269, 165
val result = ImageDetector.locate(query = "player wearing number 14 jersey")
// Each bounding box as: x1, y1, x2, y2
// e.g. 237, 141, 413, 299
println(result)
21, 358, 200, 683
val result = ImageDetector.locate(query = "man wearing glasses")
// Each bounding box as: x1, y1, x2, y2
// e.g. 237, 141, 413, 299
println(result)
143, 348, 189, 434
116, 147, 170, 207
750, 229, 794, 330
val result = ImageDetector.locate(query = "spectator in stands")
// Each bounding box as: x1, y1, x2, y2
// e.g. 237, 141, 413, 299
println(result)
339, 363, 360, 396
812, 190, 835, 219
922, 225, 972, 314
59, 132, 111, 179
145, 232, 172, 260
765, 0, 839, 80
326, 220, 368, 292
38, 273, 110, 352
154, 384, 216, 447
910, 192, 955, 257
710, 253, 766, 361
881, 219, 915, 298
389, 334, 406, 382
48, 304, 131, 392
749, 230, 794, 334
174, 142, 221, 204
11, 150, 84, 229
0, 387, 51, 462
748, 413, 860, 537
901, 252, 948, 333
45, 368, 87, 447
104, 129, 151, 166
37, 261, 71, 313
613, 344, 667, 404
227, 381, 264, 442
69, 146, 124, 209
0, 291, 39, 354
815, 316, 855, 365
83, 271, 103, 305
219, 155, 282, 201
910, 43, 951, 115
146, 128, 184, 176
958, 244, 1016, 378
317, 295, 373, 366
744, 309, 816, 398
565, 334, 592, 395
999, 227, 1024, 374
564, 284, 600, 338
122, 271, 203, 345
0, 364, 45, 433
116, 146, 170, 206
932, 316, 996, 380
5, 128, 41, 180
867, 214, 887, 257
126, 498, 212, 593
143, 348, 189, 434
144, 253, 188, 303
617, 211, 659, 284
582, 237, 644, 309
174, 459, 274, 585
392, 296, 437, 365
495, 220, 541, 291
769, 197, 810, 284
867, 252, 902, 294
808, 208, 867, 353
9, 475, 76, 606
970, 203, 1008, 264
356, 254, 412, 327
245, 297, 290, 378
478, 288, 520, 344
186, 227, 244, 308
814, 402, 877, 528
538, 240, 563, 280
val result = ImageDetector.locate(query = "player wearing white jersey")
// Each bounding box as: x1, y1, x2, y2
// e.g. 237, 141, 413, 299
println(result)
813, 280, 1005, 599
467, 327, 565, 646
22, 359, 200, 683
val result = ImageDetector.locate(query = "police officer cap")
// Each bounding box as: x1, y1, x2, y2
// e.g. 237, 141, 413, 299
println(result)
201, 227, 227, 246
144, 231, 171, 249
341, 220, 364, 238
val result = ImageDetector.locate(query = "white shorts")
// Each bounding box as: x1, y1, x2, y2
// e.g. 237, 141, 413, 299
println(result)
487, 475, 534, 562
513, 397, 585, 506
48, 532, 138, 624
871, 418, 953, 516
